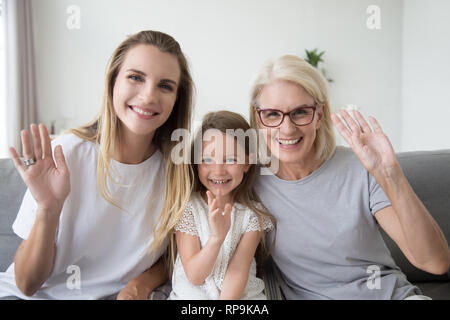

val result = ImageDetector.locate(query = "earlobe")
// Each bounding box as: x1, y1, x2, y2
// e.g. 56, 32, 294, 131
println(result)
316, 111, 324, 130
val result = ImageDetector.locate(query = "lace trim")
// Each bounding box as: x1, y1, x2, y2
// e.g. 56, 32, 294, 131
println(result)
171, 195, 267, 299
174, 203, 199, 236
245, 213, 274, 233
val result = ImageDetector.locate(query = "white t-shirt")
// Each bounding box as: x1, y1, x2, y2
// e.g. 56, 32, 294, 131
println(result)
0, 133, 167, 300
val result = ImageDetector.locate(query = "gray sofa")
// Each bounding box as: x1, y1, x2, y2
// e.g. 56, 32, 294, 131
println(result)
1, 150, 450, 299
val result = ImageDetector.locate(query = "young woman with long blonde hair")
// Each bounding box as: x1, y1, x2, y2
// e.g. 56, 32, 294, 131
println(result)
0, 30, 193, 300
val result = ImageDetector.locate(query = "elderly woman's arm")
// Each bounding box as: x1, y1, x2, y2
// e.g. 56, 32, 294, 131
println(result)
332, 110, 450, 275
374, 204, 449, 274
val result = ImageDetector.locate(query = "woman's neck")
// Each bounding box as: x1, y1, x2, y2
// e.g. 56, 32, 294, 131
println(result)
114, 131, 156, 164
275, 155, 324, 181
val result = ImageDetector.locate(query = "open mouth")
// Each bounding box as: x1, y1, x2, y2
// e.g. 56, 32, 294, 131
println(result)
208, 178, 232, 185
276, 137, 303, 146
129, 105, 159, 117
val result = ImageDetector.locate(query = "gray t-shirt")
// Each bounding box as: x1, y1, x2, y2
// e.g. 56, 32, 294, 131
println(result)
255, 146, 420, 300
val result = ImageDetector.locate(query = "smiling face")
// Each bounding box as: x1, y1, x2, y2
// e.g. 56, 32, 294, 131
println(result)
112, 44, 181, 141
197, 132, 250, 203
255, 80, 323, 166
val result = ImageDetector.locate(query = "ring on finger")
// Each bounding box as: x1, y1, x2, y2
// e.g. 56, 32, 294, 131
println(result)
23, 158, 36, 166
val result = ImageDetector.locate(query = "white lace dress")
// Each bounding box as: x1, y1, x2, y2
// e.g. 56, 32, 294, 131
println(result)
168, 192, 274, 300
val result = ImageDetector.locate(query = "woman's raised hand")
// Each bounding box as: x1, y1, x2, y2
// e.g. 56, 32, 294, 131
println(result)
9, 124, 71, 216
331, 110, 400, 178
206, 190, 232, 242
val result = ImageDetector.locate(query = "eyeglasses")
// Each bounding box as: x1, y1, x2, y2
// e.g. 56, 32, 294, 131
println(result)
255, 104, 318, 127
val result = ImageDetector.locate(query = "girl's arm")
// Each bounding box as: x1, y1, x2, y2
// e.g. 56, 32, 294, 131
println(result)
220, 230, 262, 300
117, 256, 168, 300
177, 191, 232, 286
176, 231, 224, 286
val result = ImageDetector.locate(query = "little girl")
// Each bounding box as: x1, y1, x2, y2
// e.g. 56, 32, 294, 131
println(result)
168, 111, 275, 300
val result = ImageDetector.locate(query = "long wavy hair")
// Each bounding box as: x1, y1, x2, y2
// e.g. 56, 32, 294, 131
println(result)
69, 30, 194, 260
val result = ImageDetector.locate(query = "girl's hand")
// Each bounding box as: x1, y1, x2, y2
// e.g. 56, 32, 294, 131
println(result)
206, 190, 232, 242
331, 110, 401, 178
9, 124, 71, 216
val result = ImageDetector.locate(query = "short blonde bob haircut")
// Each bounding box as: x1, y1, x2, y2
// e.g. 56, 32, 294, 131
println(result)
249, 55, 336, 163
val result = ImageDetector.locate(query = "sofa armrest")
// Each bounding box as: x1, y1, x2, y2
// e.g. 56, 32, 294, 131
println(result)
0, 158, 27, 272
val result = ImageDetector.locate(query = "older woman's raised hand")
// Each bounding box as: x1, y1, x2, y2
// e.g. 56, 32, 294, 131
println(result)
331, 110, 401, 178
9, 124, 71, 216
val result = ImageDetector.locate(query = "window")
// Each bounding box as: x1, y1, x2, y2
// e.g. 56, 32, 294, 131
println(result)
0, 0, 7, 158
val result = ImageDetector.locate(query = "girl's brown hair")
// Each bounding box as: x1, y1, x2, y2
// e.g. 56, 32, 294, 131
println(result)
192, 111, 276, 272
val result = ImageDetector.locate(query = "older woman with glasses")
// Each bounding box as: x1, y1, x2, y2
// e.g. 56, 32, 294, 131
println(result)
250, 55, 450, 300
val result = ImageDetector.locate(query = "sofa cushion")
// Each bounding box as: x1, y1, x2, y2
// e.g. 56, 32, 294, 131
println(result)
379, 150, 450, 282
415, 282, 450, 300
0, 158, 26, 272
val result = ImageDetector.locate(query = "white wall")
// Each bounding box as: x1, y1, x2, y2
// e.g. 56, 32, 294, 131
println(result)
401, 0, 450, 151
31, 0, 404, 149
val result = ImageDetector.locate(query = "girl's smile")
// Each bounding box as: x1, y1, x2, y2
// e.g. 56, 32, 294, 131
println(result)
198, 131, 250, 203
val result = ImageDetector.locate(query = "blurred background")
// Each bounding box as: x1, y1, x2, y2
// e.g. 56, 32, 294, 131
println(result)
1, 0, 449, 158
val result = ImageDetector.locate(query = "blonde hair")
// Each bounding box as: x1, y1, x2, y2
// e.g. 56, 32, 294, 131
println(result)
68, 30, 194, 259
249, 55, 336, 162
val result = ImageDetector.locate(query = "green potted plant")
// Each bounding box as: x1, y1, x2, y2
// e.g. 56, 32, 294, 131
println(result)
304, 48, 334, 83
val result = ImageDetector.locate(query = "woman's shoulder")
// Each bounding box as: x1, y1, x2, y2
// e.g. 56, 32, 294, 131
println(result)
331, 145, 356, 160
330, 146, 365, 170
328, 146, 367, 177
52, 132, 93, 148
51, 132, 97, 161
